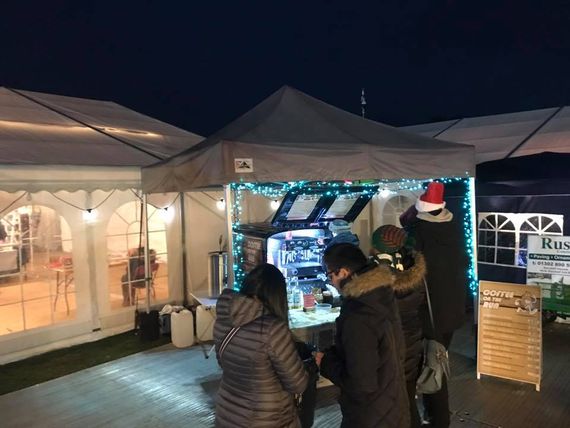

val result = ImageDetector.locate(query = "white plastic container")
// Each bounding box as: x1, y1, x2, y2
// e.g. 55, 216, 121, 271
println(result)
196, 304, 216, 341
171, 309, 194, 348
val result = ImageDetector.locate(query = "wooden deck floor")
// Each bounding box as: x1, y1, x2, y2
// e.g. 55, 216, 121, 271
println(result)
1, 321, 568, 427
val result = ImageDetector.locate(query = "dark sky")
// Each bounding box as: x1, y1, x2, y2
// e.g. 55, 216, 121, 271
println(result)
2, 1, 570, 136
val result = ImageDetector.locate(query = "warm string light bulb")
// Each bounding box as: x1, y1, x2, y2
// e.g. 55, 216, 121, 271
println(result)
216, 198, 226, 211
270, 200, 280, 210
83, 208, 98, 223
159, 206, 175, 223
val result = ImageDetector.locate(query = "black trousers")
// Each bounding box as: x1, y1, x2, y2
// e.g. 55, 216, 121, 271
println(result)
298, 360, 319, 428
422, 331, 454, 428
406, 379, 422, 428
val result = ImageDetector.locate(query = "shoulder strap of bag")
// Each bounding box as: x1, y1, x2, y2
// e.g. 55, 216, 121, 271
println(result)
219, 326, 241, 360
423, 278, 436, 333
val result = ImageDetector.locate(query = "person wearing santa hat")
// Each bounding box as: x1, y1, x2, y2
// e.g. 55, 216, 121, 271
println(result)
400, 182, 468, 428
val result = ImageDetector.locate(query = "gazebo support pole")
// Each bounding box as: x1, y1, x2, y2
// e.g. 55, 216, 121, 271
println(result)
179, 192, 189, 306
142, 193, 151, 314
469, 177, 479, 324
224, 185, 234, 288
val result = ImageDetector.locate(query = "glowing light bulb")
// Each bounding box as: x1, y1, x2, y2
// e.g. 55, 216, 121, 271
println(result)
83, 209, 98, 223
216, 198, 226, 211
270, 200, 280, 210
159, 207, 175, 223
379, 189, 391, 198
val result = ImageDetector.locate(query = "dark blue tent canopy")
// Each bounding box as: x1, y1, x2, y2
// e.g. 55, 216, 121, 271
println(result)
474, 152, 570, 283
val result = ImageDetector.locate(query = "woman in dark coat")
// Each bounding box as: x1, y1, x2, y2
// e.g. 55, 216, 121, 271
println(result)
371, 225, 427, 428
214, 263, 308, 428
318, 243, 409, 428
400, 182, 468, 428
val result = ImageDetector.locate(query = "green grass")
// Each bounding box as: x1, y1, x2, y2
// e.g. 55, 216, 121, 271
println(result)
0, 331, 170, 396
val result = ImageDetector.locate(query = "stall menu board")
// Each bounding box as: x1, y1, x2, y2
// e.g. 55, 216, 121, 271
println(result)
286, 194, 320, 220
322, 193, 362, 219
527, 235, 570, 314
477, 280, 542, 391
241, 236, 265, 272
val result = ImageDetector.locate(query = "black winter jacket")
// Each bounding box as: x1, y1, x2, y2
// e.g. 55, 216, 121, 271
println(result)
214, 289, 308, 428
392, 253, 427, 382
408, 209, 468, 336
320, 264, 410, 428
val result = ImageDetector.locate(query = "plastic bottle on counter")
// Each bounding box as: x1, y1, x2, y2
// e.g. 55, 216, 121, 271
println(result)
287, 281, 294, 309
291, 276, 302, 309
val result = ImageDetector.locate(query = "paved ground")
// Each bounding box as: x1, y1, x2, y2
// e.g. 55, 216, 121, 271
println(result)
0, 320, 568, 427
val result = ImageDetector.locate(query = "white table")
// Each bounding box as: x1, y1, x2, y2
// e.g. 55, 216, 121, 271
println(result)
0, 249, 18, 276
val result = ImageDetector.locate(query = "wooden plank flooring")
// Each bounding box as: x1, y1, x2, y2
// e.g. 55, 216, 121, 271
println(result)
447, 321, 570, 427
0, 321, 568, 427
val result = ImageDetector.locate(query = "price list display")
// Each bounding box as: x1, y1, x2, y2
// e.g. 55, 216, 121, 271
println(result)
477, 281, 542, 391
241, 237, 265, 272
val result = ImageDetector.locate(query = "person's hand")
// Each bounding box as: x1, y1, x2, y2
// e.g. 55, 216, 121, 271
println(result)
313, 351, 324, 367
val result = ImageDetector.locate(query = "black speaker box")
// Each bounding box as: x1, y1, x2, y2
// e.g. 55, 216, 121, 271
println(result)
138, 310, 160, 341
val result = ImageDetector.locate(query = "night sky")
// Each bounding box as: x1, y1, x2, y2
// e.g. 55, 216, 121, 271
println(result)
2, 1, 570, 137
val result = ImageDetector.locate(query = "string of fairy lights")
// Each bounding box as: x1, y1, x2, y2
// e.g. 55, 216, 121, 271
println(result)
230, 178, 478, 294
0, 179, 479, 295
0, 189, 179, 224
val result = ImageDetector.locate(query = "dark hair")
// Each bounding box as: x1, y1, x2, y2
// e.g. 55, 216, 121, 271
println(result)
240, 263, 288, 322
323, 243, 368, 275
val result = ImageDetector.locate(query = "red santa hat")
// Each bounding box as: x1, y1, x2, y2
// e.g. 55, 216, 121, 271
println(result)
415, 182, 446, 213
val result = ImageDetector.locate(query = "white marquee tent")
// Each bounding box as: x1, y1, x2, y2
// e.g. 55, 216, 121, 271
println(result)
401, 106, 570, 163
0, 87, 211, 362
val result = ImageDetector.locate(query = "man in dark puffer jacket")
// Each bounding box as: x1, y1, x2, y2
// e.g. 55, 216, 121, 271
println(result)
214, 264, 308, 428
318, 243, 410, 428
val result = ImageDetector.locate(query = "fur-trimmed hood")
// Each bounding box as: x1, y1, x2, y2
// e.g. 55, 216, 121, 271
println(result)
392, 253, 426, 295
342, 264, 394, 299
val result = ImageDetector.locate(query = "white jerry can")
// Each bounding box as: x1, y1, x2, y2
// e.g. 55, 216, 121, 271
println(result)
171, 309, 194, 348
196, 304, 216, 342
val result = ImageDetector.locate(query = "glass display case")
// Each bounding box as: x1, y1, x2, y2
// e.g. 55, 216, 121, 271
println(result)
235, 184, 377, 295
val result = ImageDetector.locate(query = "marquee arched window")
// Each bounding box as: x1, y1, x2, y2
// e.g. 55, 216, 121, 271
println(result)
478, 213, 564, 268
106, 201, 169, 310
0, 205, 74, 336
382, 195, 414, 227
478, 214, 516, 265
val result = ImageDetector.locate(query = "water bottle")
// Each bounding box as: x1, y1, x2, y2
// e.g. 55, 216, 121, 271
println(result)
287, 280, 294, 309
291, 276, 301, 309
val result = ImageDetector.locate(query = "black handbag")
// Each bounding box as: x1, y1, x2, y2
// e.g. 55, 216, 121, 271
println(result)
416, 279, 451, 394
295, 342, 319, 428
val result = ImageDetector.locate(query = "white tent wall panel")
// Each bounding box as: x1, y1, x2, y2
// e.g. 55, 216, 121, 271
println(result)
94, 190, 185, 323
243, 192, 278, 224
93, 189, 142, 330
183, 192, 226, 297
92, 190, 134, 320
0, 188, 186, 360
0, 190, 95, 358
164, 195, 184, 303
